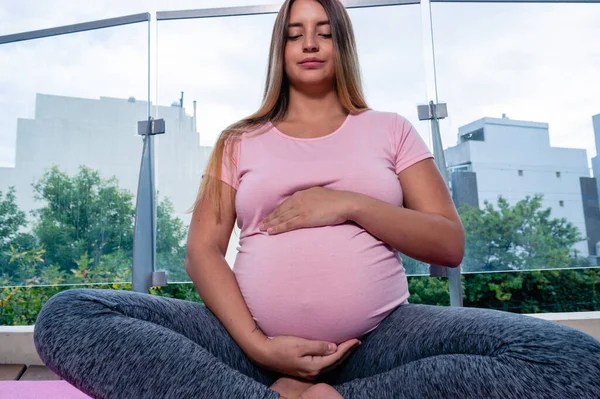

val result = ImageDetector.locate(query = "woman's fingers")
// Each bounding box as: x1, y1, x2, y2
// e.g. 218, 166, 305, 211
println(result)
300, 339, 361, 375
265, 216, 302, 235
299, 340, 338, 356
261, 198, 294, 226
260, 208, 298, 232
263, 336, 361, 380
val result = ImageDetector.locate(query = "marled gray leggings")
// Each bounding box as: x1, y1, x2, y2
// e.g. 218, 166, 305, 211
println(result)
34, 288, 600, 398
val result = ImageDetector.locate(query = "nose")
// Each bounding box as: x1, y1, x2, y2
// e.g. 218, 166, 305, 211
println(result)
303, 33, 319, 53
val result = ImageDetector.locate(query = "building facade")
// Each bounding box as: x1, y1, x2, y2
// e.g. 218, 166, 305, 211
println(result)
444, 115, 596, 258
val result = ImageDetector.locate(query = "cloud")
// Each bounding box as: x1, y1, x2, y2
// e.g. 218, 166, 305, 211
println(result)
153, 13, 277, 145
0, 22, 151, 167
431, 2, 600, 160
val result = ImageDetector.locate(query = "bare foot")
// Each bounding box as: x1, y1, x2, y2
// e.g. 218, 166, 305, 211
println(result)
300, 383, 344, 399
270, 377, 315, 399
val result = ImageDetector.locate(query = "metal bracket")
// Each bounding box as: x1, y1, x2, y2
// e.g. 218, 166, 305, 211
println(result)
138, 117, 166, 136
417, 102, 448, 121
152, 271, 168, 287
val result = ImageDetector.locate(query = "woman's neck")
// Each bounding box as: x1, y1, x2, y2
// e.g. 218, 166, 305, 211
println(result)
285, 84, 346, 122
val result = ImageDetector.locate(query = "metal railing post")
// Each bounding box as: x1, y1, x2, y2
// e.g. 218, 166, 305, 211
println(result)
132, 118, 167, 293
418, 101, 463, 307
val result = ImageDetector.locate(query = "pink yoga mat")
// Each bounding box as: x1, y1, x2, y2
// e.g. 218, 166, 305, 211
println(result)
0, 381, 92, 399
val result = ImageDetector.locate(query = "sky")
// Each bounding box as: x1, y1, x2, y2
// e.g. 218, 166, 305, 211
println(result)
1, 0, 599, 172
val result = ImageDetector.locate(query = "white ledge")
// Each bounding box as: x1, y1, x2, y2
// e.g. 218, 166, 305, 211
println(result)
0, 325, 41, 365
1, 326, 35, 333
525, 311, 600, 321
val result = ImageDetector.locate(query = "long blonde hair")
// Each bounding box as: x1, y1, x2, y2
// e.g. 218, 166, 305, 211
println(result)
194, 0, 369, 223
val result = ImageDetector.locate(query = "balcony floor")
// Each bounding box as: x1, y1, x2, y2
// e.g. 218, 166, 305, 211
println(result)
0, 364, 60, 380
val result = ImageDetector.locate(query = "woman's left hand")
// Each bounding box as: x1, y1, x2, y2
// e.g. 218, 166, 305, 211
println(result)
259, 187, 356, 235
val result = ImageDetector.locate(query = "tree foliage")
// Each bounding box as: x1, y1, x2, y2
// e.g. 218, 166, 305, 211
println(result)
0, 187, 36, 279
2, 169, 599, 326
1, 166, 188, 287
402, 194, 589, 274
32, 166, 135, 271
457, 194, 588, 272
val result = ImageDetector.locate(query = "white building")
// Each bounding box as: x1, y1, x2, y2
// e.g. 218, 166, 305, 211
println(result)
0, 93, 240, 270
0, 92, 211, 219
444, 115, 592, 257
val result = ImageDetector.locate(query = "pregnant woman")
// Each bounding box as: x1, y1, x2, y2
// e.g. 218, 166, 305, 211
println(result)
34, 0, 600, 398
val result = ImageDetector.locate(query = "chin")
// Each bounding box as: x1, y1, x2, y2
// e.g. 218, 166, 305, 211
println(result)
292, 77, 335, 88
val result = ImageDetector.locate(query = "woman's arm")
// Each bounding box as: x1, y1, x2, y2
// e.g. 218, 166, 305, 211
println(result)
347, 158, 464, 268
185, 181, 267, 360
260, 158, 464, 268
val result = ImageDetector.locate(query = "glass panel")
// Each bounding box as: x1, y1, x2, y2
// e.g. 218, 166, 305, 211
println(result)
431, 2, 600, 273
154, 4, 431, 283
0, 22, 149, 288
349, 4, 431, 276
407, 268, 600, 313
154, 13, 277, 283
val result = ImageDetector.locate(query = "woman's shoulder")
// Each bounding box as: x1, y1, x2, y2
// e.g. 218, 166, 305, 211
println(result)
235, 122, 273, 139
354, 109, 408, 123
353, 109, 411, 131
223, 122, 274, 148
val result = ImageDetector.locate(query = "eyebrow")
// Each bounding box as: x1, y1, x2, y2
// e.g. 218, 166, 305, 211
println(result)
287, 20, 330, 28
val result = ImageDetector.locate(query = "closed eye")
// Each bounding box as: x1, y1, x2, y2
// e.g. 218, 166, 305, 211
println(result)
287, 34, 332, 40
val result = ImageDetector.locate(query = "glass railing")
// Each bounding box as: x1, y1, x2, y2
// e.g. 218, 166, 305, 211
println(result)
153, 12, 279, 282
430, 0, 600, 274
0, 17, 150, 290
153, 4, 433, 282
2, 1, 600, 327
349, 4, 433, 276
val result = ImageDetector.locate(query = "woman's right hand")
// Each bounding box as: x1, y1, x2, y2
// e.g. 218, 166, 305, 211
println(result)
253, 335, 361, 380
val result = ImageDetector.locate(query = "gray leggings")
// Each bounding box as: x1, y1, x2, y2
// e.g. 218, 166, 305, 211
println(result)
34, 288, 600, 399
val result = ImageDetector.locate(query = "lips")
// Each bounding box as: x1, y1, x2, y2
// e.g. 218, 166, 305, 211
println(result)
299, 57, 324, 65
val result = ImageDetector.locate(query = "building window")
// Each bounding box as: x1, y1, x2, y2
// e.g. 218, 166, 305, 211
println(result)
556, 171, 561, 178
452, 165, 470, 173
460, 128, 485, 143
559, 200, 564, 207
518, 170, 523, 176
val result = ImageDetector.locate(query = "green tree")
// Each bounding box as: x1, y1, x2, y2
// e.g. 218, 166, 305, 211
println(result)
0, 187, 37, 282
458, 194, 589, 272
3, 246, 45, 286
64, 250, 132, 285
32, 166, 135, 272
30, 166, 189, 284
156, 196, 188, 282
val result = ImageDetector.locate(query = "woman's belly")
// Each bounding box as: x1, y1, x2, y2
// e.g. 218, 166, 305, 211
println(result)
233, 223, 409, 344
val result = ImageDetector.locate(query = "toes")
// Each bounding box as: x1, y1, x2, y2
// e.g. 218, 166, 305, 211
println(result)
299, 383, 344, 399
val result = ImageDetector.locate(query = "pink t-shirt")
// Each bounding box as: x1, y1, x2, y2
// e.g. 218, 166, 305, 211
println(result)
219, 110, 434, 343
